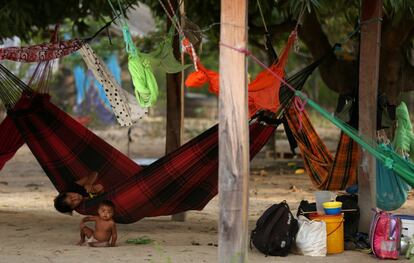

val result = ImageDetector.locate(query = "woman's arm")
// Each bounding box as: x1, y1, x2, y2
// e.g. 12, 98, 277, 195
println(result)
81, 216, 97, 223
75, 171, 98, 187
75, 171, 103, 195
80, 216, 97, 229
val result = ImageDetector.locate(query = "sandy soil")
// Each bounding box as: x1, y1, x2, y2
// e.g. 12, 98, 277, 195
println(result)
0, 118, 413, 263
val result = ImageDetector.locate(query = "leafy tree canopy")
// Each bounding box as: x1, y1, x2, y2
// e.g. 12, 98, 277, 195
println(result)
1, 0, 414, 104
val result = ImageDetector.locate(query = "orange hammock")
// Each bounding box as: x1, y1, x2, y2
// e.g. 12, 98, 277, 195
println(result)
184, 31, 297, 117
285, 105, 359, 190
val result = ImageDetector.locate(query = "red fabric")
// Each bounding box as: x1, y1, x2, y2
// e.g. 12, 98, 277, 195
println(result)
9, 93, 142, 193
184, 32, 297, 117
77, 121, 274, 223
0, 116, 25, 170
0, 39, 83, 62
9, 93, 274, 224
185, 61, 219, 95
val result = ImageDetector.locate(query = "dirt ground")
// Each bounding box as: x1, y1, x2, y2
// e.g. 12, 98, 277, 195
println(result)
0, 117, 413, 263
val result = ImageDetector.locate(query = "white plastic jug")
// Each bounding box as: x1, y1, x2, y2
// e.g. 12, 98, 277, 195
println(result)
314, 191, 335, 215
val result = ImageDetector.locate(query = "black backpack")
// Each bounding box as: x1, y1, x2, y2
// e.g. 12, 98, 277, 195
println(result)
250, 201, 299, 256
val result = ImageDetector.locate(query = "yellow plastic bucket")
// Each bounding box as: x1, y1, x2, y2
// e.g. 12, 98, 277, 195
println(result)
310, 213, 344, 254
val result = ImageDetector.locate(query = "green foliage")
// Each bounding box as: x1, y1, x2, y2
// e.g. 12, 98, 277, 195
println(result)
2, 0, 414, 110
384, 0, 414, 23
0, 0, 139, 42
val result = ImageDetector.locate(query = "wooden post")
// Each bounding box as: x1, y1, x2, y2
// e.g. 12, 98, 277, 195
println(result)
219, 0, 249, 262
358, 0, 382, 232
166, 0, 185, 222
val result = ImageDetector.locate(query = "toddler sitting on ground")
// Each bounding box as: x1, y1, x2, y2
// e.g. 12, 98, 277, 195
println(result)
77, 200, 117, 247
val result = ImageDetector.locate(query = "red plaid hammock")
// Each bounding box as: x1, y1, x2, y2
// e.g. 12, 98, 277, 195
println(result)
0, 38, 83, 170
8, 93, 274, 223
0, 117, 24, 170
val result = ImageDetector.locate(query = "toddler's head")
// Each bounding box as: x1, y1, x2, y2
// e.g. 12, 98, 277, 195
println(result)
98, 200, 115, 221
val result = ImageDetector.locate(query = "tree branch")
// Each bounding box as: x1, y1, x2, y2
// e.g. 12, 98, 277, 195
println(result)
298, 7, 358, 95
249, 21, 297, 42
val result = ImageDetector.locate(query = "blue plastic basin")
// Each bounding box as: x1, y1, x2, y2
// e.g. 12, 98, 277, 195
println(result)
324, 207, 341, 215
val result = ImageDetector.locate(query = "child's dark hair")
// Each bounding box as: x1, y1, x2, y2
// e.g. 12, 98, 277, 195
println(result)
99, 200, 115, 210
54, 193, 74, 215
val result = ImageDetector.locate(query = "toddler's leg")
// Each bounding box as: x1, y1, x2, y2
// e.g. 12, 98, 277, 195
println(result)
77, 225, 94, 245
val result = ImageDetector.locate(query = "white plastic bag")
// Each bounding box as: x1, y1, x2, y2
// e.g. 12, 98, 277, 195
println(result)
295, 215, 327, 256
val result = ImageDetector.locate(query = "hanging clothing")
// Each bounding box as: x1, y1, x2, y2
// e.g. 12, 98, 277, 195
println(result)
79, 44, 147, 126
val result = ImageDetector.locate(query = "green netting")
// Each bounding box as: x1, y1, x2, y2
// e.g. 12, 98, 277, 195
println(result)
294, 90, 414, 187
141, 25, 190, 74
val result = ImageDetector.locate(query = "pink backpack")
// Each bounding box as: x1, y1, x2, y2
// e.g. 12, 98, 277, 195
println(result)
370, 210, 402, 259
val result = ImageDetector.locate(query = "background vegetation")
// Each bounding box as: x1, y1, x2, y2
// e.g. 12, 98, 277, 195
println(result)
1, 0, 414, 116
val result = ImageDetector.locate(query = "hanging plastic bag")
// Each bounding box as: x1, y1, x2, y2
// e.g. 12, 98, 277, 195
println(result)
294, 215, 327, 256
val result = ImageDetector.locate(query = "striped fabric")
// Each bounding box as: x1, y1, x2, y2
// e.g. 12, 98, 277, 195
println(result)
9, 93, 274, 223
285, 105, 359, 190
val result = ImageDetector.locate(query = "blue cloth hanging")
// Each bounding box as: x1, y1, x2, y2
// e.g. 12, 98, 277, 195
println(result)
73, 65, 90, 105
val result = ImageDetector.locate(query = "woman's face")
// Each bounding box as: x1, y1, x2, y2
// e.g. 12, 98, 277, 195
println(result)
64, 192, 83, 208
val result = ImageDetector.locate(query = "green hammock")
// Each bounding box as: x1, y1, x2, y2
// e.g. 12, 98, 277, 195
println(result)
141, 25, 190, 74
294, 90, 414, 187
122, 25, 159, 108
109, 0, 158, 108
393, 102, 414, 162
376, 144, 411, 211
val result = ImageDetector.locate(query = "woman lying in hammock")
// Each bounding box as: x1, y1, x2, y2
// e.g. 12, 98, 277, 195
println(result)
54, 171, 104, 214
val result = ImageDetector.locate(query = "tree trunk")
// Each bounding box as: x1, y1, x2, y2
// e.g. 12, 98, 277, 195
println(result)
165, 0, 185, 222
379, 18, 414, 105
297, 7, 414, 104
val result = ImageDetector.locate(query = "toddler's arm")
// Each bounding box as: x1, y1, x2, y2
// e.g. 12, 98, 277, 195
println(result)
110, 223, 117, 247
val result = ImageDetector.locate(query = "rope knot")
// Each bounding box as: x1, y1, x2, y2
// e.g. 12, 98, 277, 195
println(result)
142, 58, 151, 68
238, 48, 251, 56
384, 157, 394, 169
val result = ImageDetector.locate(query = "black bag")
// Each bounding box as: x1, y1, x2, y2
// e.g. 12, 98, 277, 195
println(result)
250, 201, 299, 256
296, 200, 316, 219
336, 194, 360, 238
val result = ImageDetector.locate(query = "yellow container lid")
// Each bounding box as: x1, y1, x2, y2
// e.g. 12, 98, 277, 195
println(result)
322, 201, 342, 209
